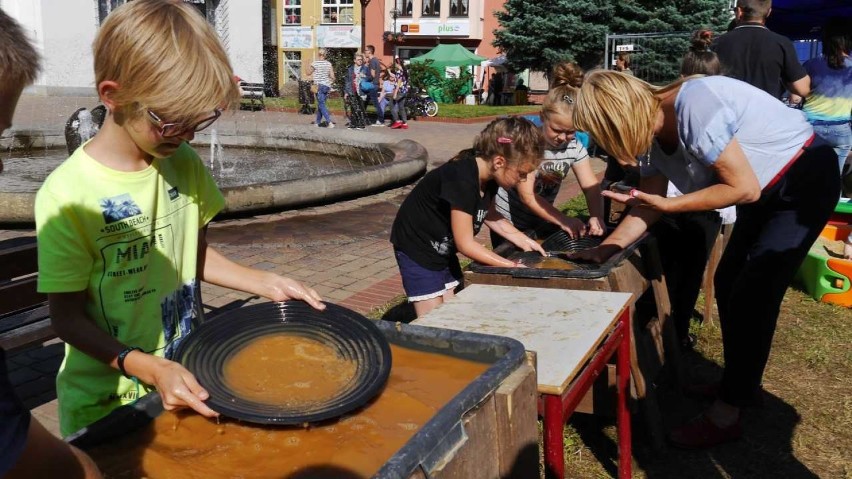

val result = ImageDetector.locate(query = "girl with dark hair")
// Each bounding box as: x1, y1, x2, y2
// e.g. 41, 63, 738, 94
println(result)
681, 29, 722, 76
390, 117, 546, 317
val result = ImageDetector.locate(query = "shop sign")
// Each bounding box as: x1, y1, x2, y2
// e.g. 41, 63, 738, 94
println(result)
281, 26, 313, 48
317, 25, 361, 48
399, 21, 469, 36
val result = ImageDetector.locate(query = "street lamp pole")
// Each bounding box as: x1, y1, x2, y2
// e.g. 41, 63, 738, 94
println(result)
390, 7, 400, 33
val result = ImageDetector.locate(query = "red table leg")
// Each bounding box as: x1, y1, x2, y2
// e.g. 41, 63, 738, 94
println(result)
616, 308, 632, 479
543, 394, 565, 479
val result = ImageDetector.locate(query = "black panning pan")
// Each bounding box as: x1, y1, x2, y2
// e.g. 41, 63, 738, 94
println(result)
174, 300, 392, 425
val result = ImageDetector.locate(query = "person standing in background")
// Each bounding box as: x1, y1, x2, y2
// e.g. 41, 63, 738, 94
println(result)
614, 53, 633, 76
309, 48, 335, 128
364, 45, 386, 125
801, 17, 852, 172
712, 0, 810, 100
344, 52, 369, 130
802, 18, 852, 260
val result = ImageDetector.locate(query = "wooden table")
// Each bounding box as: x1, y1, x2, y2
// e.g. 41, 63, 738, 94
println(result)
413, 285, 633, 479
464, 236, 679, 449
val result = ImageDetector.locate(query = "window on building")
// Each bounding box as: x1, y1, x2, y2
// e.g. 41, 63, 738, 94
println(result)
449, 0, 468, 17
322, 0, 354, 24
284, 51, 302, 82
396, 0, 413, 17
97, 0, 128, 23
422, 0, 440, 17
284, 0, 301, 25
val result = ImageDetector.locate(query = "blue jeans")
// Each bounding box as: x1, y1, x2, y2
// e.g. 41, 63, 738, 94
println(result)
813, 122, 852, 173
366, 88, 383, 122
315, 84, 333, 125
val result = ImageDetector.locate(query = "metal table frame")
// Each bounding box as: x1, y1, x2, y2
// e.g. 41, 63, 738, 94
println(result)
540, 307, 631, 479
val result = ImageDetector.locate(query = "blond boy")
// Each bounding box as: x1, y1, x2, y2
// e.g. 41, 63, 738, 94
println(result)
35, 0, 325, 438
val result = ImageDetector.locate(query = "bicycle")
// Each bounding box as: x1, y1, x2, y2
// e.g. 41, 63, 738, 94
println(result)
404, 87, 439, 119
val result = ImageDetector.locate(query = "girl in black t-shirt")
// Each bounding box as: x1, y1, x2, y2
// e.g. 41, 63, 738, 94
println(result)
390, 117, 547, 317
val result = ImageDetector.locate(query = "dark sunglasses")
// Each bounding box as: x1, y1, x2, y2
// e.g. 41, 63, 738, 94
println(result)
146, 108, 222, 138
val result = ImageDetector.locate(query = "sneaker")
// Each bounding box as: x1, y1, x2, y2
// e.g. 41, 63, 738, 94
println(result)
328, 122, 335, 129
401, 123, 409, 129
372, 121, 383, 126
669, 413, 742, 449
390, 121, 403, 129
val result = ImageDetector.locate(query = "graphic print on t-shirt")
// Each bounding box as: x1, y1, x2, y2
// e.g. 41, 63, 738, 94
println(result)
99, 193, 142, 224
161, 280, 199, 359
431, 236, 452, 256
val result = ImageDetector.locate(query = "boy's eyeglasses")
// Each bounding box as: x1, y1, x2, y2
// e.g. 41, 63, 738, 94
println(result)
146, 109, 222, 138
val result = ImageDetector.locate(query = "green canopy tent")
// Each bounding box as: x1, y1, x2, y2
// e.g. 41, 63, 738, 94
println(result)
409, 43, 487, 70
409, 44, 487, 103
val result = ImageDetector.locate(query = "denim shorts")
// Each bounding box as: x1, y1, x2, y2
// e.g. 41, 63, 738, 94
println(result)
394, 249, 461, 302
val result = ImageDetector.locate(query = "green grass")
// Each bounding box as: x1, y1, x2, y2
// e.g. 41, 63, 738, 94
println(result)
261, 96, 539, 119
558, 194, 591, 220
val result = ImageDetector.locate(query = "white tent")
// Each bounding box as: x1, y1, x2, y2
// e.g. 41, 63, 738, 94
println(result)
482, 55, 508, 72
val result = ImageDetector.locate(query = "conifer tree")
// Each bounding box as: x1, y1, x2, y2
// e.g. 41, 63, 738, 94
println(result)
492, 0, 614, 74
493, 0, 729, 82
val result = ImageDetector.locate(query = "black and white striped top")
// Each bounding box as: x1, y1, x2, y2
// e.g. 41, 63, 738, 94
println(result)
311, 60, 334, 87
494, 139, 589, 231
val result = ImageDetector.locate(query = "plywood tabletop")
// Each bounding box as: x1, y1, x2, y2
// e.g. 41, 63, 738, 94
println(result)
413, 285, 633, 395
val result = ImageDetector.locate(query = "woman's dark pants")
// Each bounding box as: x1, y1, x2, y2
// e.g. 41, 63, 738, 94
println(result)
715, 144, 840, 407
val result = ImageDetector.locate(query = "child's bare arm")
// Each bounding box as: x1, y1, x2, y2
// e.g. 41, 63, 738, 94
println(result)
484, 208, 547, 255
47, 292, 218, 418
571, 160, 606, 235
450, 209, 518, 267
196, 231, 325, 310
515, 174, 586, 237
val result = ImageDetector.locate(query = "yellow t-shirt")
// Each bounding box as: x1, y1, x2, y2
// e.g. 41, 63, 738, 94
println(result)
35, 142, 224, 437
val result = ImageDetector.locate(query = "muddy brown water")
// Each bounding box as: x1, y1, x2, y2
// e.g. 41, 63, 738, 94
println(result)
87, 344, 489, 479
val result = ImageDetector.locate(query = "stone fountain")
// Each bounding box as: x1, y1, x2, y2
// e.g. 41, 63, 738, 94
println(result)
0, 107, 428, 225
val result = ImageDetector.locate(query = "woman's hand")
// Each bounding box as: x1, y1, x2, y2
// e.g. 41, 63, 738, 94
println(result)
563, 243, 623, 264
587, 216, 606, 236
602, 188, 669, 212
557, 217, 587, 238
265, 274, 326, 310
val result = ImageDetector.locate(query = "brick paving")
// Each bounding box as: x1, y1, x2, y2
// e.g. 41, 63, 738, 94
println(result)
1, 94, 605, 438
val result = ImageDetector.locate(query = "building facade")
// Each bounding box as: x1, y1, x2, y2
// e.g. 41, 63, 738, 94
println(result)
2, 0, 264, 96
276, 0, 363, 87
3, 0, 504, 96
365, 0, 502, 69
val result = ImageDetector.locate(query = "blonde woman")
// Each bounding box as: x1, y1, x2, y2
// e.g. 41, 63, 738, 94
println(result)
571, 71, 839, 448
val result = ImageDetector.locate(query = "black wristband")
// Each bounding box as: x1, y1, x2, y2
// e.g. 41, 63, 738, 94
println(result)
117, 347, 143, 379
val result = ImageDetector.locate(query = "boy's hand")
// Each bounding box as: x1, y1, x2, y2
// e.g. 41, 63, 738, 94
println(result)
267, 275, 326, 311
587, 217, 606, 236
558, 217, 587, 239
147, 356, 219, 418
